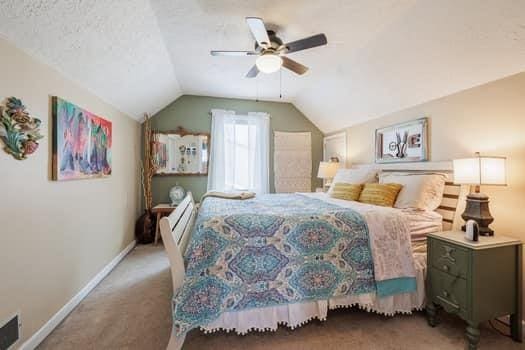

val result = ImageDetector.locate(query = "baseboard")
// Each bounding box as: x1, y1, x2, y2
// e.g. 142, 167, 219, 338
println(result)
19, 240, 136, 350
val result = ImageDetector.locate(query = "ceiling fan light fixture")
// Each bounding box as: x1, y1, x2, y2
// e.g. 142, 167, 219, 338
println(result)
211, 17, 327, 78
255, 53, 282, 74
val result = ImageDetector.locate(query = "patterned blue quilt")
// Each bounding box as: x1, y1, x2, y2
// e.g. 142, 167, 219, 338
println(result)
172, 194, 376, 336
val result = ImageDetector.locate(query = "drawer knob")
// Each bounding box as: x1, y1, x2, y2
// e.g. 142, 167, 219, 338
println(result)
442, 245, 456, 262
443, 290, 449, 298
443, 265, 449, 272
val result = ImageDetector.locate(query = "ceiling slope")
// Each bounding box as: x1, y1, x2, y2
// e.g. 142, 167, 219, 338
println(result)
150, 0, 525, 132
0, 0, 182, 120
1, 0, 524, 131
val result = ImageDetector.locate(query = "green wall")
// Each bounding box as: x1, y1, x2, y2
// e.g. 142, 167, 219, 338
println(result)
150, 95, 324, 203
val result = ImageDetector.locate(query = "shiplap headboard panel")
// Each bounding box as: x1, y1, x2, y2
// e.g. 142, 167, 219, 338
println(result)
437, 181, 462, 231
353, 162, 468, 231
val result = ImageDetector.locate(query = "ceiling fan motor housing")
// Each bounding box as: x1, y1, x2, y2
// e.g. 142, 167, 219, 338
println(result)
254, 30, 283, 52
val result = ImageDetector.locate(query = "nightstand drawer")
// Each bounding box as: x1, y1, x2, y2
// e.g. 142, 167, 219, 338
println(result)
430, 239, 469, 279
430, 267, 468, 316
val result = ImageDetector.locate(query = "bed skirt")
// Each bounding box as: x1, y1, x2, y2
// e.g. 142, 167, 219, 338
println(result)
199, 253, 427, 335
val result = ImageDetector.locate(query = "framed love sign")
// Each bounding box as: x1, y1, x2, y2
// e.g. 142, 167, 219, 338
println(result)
375, 117, 428, 163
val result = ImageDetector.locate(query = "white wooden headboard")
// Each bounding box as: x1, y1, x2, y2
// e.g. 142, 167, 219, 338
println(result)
353, 161, 468, 231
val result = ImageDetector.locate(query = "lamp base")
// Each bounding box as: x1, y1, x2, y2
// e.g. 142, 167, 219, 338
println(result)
460, 192, 494, 236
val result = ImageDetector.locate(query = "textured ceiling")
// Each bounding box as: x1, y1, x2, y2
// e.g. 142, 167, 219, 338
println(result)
0, 0, 182, 119
1, 1, 524, 131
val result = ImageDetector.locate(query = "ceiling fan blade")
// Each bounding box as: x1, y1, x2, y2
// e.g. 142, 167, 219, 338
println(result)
246, 17, 271, 48
210, 50, 258, 56
281, 56, 309, 75
245, 65, 259, 78
284, 33, 327, 54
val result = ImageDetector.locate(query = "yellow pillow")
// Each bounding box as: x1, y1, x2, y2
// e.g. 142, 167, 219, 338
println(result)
358, 183, 403, 207
329, 183, 363, 201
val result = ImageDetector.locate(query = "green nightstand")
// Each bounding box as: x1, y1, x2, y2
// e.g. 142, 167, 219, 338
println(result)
426, 231, 522, 350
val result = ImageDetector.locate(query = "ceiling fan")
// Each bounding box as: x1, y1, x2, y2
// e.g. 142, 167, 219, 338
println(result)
211, 17, 327, 78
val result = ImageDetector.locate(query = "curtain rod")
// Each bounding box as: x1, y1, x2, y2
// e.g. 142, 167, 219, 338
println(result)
208, 111, 271, 118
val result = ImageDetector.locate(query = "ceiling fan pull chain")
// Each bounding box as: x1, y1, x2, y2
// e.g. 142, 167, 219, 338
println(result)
279, 68, 283, 99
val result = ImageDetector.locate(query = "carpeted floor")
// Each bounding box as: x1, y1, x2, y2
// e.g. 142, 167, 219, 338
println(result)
38, 245, 521, 350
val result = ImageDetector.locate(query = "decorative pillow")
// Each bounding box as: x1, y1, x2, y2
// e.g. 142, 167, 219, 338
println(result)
379, 172, 447, 211
328, 166, 379, 193
329, 183, 363, 201
358, 183, 403, 207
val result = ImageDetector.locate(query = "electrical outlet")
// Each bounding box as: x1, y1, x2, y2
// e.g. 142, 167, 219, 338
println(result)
0, 313, 20, 350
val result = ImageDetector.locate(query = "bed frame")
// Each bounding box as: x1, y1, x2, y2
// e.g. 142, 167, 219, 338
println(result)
159, 192, 196, 350
160, 161, 468, 350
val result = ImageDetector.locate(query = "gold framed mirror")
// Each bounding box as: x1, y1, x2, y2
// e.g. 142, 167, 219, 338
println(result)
152, 127, 209, 176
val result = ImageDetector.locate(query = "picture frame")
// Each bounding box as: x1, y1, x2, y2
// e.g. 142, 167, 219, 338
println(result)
323, 132, 346, 165
152, 127, 209, 176
52, 96, 112, 180
375, 117, 428, 163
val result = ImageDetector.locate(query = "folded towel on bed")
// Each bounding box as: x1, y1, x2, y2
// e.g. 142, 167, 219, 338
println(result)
200, 191, 255, 202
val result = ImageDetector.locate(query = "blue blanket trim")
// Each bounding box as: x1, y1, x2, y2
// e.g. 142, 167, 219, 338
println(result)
376, 277, 417, 297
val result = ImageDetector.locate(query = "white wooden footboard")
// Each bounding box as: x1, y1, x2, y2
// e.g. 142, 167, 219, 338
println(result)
160, 192, 197, 350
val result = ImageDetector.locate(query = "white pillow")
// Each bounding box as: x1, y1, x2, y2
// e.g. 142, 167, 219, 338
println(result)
379, 172, 447, 211
328, 167, 379, 193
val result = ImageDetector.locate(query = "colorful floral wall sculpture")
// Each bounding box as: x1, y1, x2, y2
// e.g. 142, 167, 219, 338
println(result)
0, 97, 43, 160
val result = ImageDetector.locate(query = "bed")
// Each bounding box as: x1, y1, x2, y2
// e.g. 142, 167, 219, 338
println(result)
160, 162, 468, 350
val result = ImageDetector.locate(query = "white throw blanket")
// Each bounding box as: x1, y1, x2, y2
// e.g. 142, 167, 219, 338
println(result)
200, 191, 255, 203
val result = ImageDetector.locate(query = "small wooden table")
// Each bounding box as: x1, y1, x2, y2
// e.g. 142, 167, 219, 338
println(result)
152, 203, 177, 245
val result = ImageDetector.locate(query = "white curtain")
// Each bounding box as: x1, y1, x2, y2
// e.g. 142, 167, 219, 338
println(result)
208, 109, 270, 194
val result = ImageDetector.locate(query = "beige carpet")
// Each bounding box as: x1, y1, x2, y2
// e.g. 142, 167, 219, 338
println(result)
38, 245, 521, 350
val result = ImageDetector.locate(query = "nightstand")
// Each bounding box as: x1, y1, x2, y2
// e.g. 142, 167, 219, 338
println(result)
152, 203, 177, 245
426, 231, 522, 349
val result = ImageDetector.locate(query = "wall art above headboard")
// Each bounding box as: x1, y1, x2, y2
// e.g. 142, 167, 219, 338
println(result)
375, 117, 428, 163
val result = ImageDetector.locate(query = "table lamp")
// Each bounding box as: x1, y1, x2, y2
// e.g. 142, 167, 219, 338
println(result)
453, 152, 507, 236
317, 161, 340, 189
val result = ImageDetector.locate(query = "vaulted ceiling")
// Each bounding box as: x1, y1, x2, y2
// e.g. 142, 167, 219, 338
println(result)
1, 0, 524, 132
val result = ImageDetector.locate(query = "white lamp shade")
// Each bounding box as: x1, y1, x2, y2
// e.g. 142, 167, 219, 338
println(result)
256, 54, 282, 73
317, 161, 340, 179
453, 156, 507, 185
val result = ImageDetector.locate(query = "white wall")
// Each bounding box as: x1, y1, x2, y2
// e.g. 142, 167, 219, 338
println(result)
0, 37, 141, 347
334, 72, 525, 314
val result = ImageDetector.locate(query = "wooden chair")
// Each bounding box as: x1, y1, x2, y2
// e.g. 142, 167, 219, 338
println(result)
159, 192, 196, 350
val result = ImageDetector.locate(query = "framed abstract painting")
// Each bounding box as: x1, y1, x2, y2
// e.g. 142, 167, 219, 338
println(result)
375, 117, 428, 163
52, 97, 112, 180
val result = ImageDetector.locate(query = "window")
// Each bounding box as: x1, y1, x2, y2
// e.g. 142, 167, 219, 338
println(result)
208, 110, 270, 194
224, 121, 257, 190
